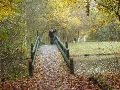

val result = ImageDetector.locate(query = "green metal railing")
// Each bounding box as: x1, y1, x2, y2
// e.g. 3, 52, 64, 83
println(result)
54, 35, 74, 74
28, 31, 41, 76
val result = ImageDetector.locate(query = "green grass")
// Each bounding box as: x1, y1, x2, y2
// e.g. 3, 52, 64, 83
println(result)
69, 42, 120, 55
69, 42, 120, 75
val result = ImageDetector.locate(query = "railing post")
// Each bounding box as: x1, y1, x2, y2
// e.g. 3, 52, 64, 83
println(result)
29, 43, 34, 76
37, 31, 38, 36
66, 49, 69, 59
65, 42, 68, 48
31, 43, 34, 62
28, 59, 33, 76
70, 58, 74, 74
38, 37, 40, 47
65, 42, 69, 59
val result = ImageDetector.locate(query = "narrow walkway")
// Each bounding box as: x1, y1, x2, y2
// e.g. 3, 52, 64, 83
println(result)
35, 45, 70, 89
0, 45, 100, 90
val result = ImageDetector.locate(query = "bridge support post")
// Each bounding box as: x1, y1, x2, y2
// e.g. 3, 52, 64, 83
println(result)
70, 58, 74, 74
29, 43, 34, 76
65, 42, 68, 48
65, 42, 69, 59
37, 31, 39, 36
28, 59, 33, 76
66, 49, 69, 59
31, 43, 34, 62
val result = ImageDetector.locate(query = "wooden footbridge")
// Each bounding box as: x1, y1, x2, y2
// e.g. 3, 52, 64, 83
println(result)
28, 32, 74, 76
1, 32, 119, 90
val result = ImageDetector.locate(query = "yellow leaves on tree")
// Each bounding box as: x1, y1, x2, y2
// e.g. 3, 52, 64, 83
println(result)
96, 0, 120, 21
18, 44, 28, 55
0, 1, 14, 20
94, 11, 111, 27
0, 28, 8, 41
38, 0, 81, 30
0, 0, 23, 20
69, 17, 80, 26
90, 28, 96, 33
64, 0, 78, 5
52, 8, 80, 29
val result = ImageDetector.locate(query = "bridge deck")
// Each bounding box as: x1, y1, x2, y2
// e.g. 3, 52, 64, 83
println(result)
34, 45, 71, 89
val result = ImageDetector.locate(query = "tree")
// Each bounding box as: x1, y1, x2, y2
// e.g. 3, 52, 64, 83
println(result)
0, 0, 28, 81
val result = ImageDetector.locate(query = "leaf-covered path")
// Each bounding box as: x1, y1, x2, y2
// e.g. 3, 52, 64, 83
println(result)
35, 45, 71, 89
0, 45, 100, 90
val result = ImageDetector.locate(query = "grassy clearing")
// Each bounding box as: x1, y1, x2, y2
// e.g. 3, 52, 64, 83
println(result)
69, 42, 120, 55
69, 42, 120, 75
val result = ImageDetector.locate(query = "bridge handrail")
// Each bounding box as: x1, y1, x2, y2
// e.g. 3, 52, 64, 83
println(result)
54, 36, 67, 53
54, 35, 74, 74
55, 40, 70, 66
29, 31, 41, 76
31, 36, 40, 65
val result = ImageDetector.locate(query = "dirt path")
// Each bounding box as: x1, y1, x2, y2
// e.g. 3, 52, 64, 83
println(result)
0, 45, 100, 90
